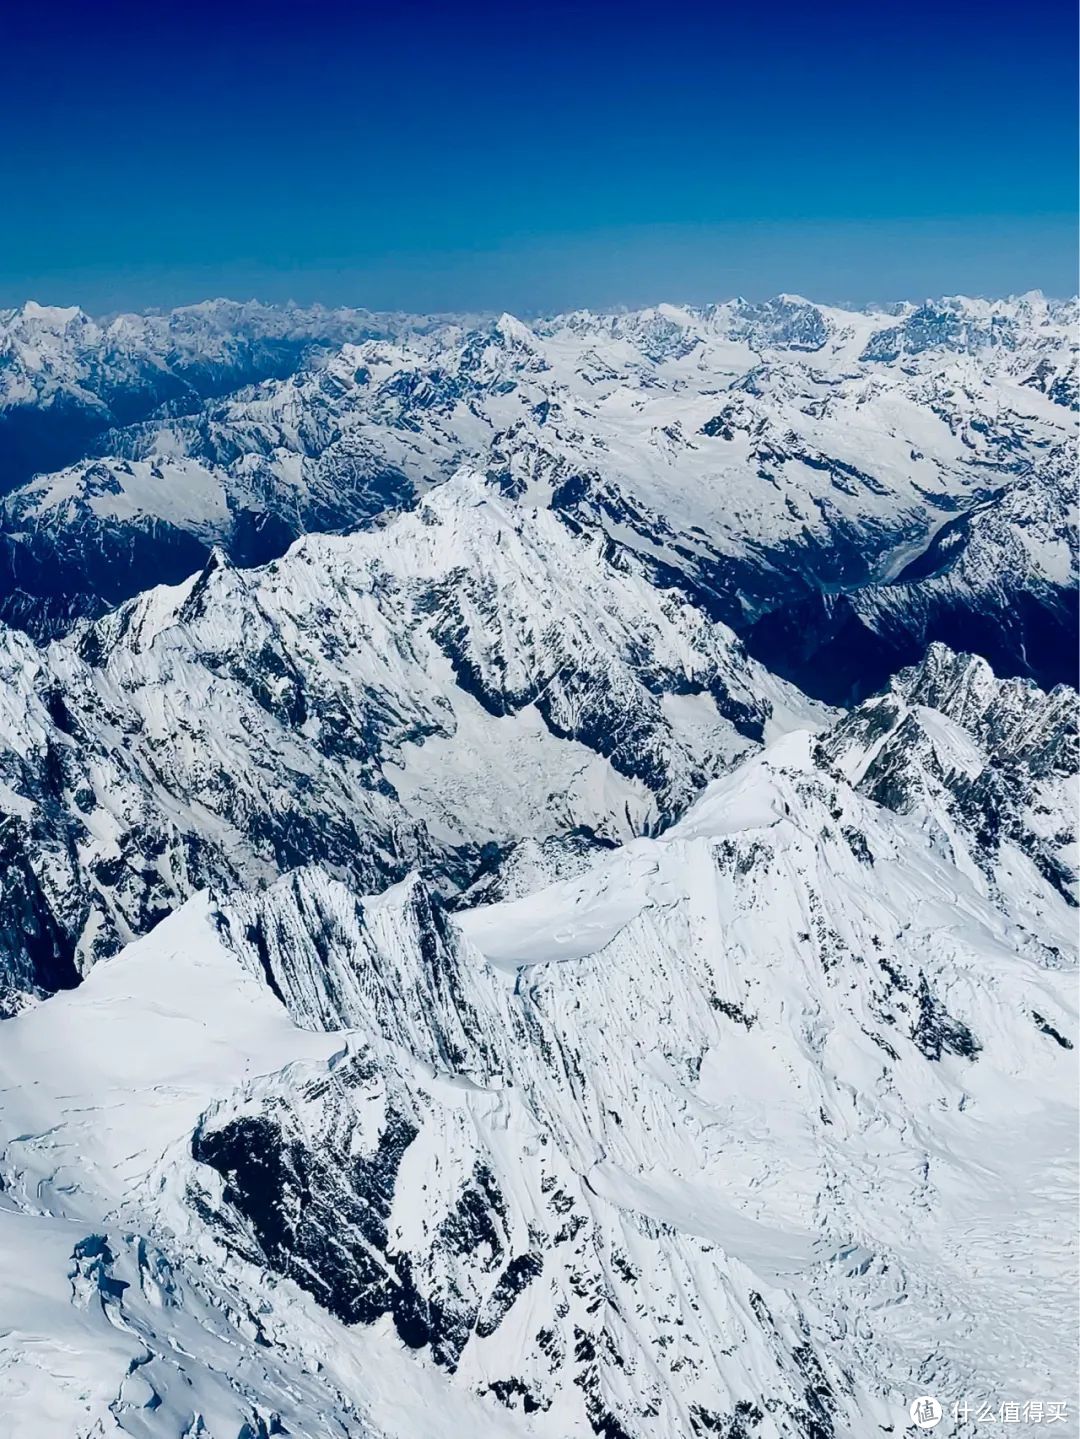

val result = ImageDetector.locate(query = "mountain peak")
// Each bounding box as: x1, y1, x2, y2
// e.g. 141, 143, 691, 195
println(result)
492, 311, 536, 346
19, 299, 88, 326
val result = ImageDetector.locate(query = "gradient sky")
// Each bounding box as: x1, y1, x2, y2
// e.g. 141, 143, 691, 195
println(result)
3, 0, 1077, 313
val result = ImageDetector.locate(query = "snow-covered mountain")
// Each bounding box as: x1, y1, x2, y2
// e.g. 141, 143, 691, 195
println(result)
817, 642, 1077, 927
0, 466, 827, 1009
0, 292, 1075, 1439
747, 442, 1077, 702
0, 720, 1074, 1437
1, 295, 1075, 702
0, 298, 460, 489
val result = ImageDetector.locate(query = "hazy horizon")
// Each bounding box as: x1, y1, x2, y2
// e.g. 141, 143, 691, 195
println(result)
4, 0, 1076, 315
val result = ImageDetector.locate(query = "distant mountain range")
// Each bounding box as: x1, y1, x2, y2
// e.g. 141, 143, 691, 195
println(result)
1, 293, 1075, 701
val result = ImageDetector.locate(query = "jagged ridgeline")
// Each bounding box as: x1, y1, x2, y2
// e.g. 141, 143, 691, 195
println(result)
0, 294, 1075, 1439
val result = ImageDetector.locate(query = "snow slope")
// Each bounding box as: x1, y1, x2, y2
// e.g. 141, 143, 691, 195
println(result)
0, 894, 529, 1439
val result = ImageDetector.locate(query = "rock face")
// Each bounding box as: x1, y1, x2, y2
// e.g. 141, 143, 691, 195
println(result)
0, 292, 1074, 1439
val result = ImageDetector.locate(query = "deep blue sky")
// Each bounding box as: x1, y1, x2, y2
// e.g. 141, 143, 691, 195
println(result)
3, 0, 1077, 313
